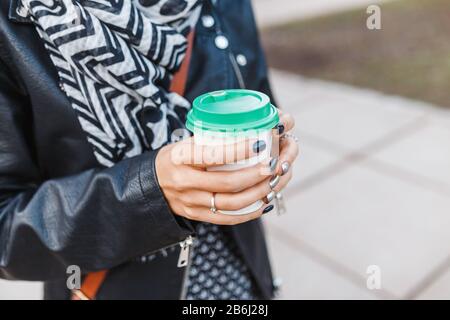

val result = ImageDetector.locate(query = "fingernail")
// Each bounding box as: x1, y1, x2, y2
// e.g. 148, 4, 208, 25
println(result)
264, 191, 276, 203
281, 162, 290, 176
269, 175, 280, 189
263, 205, 274, 214
277, 123, 285, 135
253, 140, 266, 154
269, 157, 279, 173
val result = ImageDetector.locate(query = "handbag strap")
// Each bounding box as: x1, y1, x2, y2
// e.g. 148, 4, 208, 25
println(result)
71, 31, 195, 301
71, 270, 108, 300
170, 31, 194, 95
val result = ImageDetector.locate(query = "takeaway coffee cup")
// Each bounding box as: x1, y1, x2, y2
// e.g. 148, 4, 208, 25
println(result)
186, 89, 279, 215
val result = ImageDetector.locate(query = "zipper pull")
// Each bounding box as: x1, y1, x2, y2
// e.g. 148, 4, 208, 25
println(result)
177, 236, 194, 268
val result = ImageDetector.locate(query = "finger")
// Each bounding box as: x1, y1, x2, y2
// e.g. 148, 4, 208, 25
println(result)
172, 137, 265, 167
176, 186, 270, 212
276, 136, 299, 176
276, 112, 295, 135
270, 169, 293, 194
215, 176, 271, 211
185, 159, 275, 193
182, 167, 293, 212
183, 204, 268, 226
216, 168, 293, 210
261, 170, 293, 203
175, 189, 211, 208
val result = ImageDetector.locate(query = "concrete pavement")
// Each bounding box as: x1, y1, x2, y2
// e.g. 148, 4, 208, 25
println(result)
264, 69, 450, 299
250, 2, 449, 299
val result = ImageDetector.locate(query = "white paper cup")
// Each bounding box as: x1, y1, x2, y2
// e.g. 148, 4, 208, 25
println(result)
194, 129, 272, 215
186, 89, 279, 215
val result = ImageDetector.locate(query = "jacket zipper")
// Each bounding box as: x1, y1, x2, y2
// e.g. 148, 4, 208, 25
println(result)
177, 235, 194, 267
228, 52, 246, 89
137, 235, 194, 299
178, 235, 194, 300
138, 235, 194, 264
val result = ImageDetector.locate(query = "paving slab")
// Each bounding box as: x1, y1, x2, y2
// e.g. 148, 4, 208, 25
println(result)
371, 119, 450, 191
267, 162, 450, 298
428, 107, 450, 128
417, 268, 450, 300
269, 70, 330, 115
270, 70, 429, 154
0, 280, 42, 300
294, 93, 426, 152
265, 228, 379, 299
285, 134, 346, 191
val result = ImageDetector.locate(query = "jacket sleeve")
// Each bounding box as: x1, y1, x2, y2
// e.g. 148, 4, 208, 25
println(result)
0, 59, 193, 281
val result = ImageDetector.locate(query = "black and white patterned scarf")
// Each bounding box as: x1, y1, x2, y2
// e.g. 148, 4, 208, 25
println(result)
18, 0, 202, 167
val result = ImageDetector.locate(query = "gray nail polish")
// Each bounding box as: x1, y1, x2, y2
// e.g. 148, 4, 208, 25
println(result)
253, 140, 266, 153
281, 162, 290, 176
277, 123, 285, 135
269, 175, 280, 189
269, 157, 279, 173
265, 191, 276, 203
263, 205, 274, 214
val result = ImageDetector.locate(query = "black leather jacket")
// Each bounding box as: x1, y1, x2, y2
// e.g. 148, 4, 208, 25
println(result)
0, 0, 275, 299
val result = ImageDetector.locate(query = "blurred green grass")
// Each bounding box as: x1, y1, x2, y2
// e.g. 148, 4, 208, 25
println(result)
261, 0, 450, 107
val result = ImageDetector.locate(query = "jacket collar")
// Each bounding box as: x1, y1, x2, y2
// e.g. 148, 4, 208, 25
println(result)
8, 0, 32, 24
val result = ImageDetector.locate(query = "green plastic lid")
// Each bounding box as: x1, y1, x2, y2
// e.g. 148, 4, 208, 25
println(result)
186, 89, 279, 134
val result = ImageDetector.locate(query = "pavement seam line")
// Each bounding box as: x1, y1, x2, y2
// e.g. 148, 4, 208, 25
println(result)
267, 222, 397, 299
286, 114, 429, 196
403, 255, 450, 299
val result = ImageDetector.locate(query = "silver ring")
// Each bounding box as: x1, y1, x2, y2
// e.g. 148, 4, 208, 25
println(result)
210, 193, 217, 214
281, 133, 299, 143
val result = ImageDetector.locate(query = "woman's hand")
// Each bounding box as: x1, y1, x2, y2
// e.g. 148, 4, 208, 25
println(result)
155, 111, 298, 225
270, 110, 298, 193
233, 110, 298, 205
